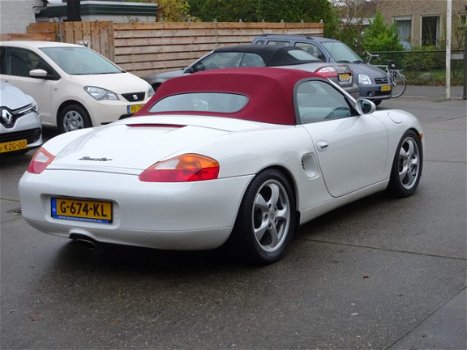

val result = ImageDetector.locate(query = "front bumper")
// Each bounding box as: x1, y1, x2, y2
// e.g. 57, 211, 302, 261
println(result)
0, 111, 42, 153
84, 98, 150, 126
19, 170, 253, 250
358, 84, 392, 100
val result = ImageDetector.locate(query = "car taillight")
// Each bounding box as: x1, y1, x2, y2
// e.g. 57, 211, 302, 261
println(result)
314, 66, 338, 78
27, 147, 55, 174
139, 153, 220, 182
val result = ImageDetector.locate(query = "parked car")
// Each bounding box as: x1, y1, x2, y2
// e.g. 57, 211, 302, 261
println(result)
19, 67, 423, 264
0, 41, 154, 133
143, 45, 358, 97
252, 34, 392, 105
0, 82, 42, 155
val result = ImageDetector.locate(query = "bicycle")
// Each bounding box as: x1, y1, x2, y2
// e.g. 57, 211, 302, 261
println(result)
366, 52, 407, 98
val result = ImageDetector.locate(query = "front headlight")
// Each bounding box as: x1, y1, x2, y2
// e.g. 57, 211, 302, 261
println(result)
147, 86, 155, 98
31, 100, 38, 113
358, 74, 372, 85
84, 86, 119, 101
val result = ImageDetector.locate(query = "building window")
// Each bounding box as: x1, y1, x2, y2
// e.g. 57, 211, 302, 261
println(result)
421, 16, 440, 47
459, 14, 467, 28
394, 17, 412, 49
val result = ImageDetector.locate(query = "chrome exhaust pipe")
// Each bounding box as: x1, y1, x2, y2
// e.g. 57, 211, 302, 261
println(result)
70, 234, 97, 249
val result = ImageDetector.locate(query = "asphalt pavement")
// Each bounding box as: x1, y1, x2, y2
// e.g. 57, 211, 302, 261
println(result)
403, 84, 465, 99
381, 85, 466, 350
1, 85, 465, 349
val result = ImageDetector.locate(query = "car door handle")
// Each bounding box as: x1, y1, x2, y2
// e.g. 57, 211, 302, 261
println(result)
316, 141, 329, 151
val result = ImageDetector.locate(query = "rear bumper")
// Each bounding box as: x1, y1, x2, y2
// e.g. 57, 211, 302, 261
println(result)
19, 170, 253, 250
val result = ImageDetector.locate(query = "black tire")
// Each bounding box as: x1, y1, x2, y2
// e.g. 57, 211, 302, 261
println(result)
387, 130, 423, 197
58, 103, 92, 133
391, 71, 407, 98
228, 169, 296, 264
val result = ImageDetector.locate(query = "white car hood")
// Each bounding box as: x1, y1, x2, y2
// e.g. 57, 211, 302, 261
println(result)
69, 72, 150, 94
0, 82, 35, 109
47, 115, 272, 173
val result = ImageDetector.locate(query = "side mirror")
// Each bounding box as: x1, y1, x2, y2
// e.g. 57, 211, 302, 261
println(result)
356, 98, 376, 114
189, 62, 205, 73
29, 69, 48, 78
184, 66, 194, 74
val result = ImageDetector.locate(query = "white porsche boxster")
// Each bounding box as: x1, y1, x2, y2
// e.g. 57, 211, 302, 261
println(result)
19, 68, 424, 264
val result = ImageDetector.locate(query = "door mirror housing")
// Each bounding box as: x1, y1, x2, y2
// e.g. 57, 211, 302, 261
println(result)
187, 61, 205, 73
29, 69, 48, 78
356, 98, 376, 114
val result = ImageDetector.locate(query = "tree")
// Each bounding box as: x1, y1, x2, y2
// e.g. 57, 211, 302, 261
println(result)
128, 0, 192, 21
188, 0, 258, 22
188, 0, 339, 36
256, 0, 335, 25
362, 11, 403, 52
157, 0, 192, 21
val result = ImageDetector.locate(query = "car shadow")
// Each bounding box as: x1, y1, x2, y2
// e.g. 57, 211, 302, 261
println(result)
49, 192, 398, 275
296, 191, 394, 238
51, 239, 254, 276
42, 125, 60, 141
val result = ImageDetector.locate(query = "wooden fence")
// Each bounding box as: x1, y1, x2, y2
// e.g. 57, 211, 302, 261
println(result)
113, 21, 323, 77
2, 21, 323, 77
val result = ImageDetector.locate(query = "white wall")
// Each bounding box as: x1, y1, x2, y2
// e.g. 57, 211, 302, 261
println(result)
0, 0, 41, 34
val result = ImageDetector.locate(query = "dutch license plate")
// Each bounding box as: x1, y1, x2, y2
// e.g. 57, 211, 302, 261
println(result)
338, 73, 351, 82
0, 139, 27, 154
128, 104, 143, 114
51, 198, 113, 224
380, 84, 392, 92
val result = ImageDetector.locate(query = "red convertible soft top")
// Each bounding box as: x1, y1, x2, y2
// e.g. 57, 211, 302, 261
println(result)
137, 67, 320, 125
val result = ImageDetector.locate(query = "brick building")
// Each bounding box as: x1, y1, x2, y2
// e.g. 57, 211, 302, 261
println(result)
377, 0, 467, 49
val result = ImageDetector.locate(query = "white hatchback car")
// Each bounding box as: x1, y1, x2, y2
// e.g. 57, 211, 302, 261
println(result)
0, 41, 154, 133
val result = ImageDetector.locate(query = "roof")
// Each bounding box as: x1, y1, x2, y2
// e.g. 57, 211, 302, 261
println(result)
212, 45, 320, 65
254, 34, 339, 43
138, 67, 320, 125
0, 41, 83, 49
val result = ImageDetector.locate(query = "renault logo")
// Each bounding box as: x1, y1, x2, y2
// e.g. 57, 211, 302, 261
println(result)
1, 109, 13, 125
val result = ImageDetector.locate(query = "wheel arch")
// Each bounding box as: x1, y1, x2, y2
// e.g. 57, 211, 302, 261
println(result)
56, 100, 92, 127
411, 127, 424, 143
254, 164, 301, 225
405, 127, 425, 153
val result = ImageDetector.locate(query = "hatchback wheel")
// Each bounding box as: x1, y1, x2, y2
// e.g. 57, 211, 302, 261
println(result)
58, 104, 91, 133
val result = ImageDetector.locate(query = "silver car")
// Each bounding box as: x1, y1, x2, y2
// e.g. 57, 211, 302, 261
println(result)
0, 82, 42, 155
143, 45, 358, 97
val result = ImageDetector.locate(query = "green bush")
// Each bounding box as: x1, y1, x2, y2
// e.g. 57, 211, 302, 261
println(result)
403, 46, 445, 71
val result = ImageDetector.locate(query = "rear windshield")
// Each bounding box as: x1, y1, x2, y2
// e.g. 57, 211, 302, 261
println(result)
286, 49, 319, 61
41, 46, 122, 75
149, 93, 249, 113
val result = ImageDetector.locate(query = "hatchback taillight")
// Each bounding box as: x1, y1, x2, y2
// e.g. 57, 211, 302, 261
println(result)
314, 66, 338, 78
